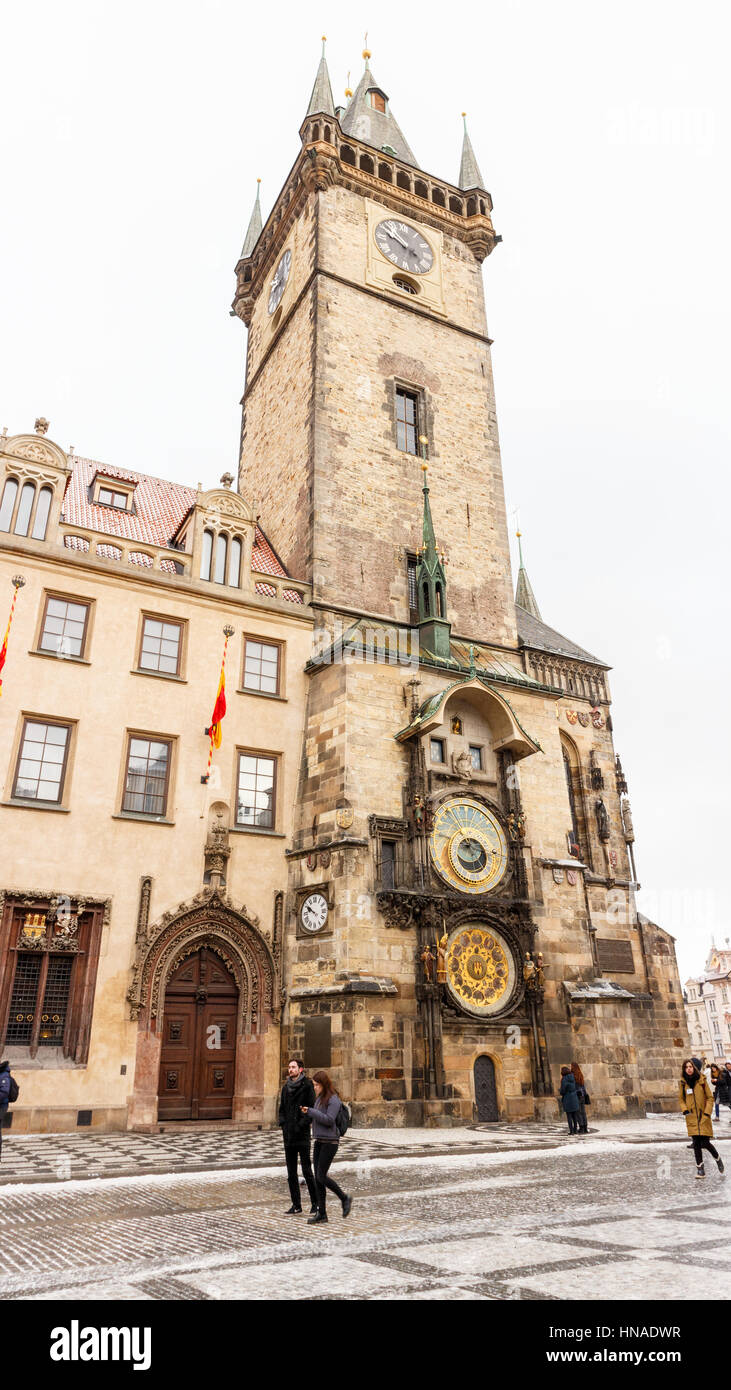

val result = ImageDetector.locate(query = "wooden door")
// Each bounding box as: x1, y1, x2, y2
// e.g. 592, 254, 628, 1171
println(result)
474, 1054, 499, 1122
158, 947, 238, 1120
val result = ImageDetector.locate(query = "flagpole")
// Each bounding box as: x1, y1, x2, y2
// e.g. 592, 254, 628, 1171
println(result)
0, 575, 26, 697
202, 625, 234, 784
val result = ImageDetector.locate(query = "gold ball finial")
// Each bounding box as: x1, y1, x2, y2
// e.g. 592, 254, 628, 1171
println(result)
322, 34, 327, 41
418, 435, 428, 445
462, 111, 467, 117
421, 462, 429, 474
363, 30, 371, 59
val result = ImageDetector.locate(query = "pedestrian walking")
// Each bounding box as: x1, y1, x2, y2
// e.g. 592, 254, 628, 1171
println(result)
301, 1069, 352, 1224
679, 1057, 725, 1180
713, 1061, 731, 1121
559, 1064, 580, 1135
710, 1064, 722, 1120
278, 1057, 318, 1215
570, 1061, 589, 1134
0, 1059, 18, 1160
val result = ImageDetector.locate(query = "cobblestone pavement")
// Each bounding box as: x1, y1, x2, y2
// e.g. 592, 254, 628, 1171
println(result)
0, 1112, 710, 1185
2, 1128, 731, 1301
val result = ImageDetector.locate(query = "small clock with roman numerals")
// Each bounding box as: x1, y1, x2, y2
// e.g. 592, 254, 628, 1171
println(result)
300, 892, 329, 934
374, 219, 433, 275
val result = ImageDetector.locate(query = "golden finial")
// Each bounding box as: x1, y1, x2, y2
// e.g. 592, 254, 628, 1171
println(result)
421, 462, 429, 474
363, 31, 371, 60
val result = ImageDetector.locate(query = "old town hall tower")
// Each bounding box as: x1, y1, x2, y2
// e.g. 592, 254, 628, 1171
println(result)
232, 42, 686, 1124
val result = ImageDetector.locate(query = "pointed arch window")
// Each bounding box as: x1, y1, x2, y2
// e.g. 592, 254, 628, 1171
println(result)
15, 482, 36, 537
228, 536, 242, 589
214, 533, 228, 585
32, 486, 53, 540
200, 529, 213, 581
422, 582, 431, 617
561, 735, 592, 867
0, 477, 19, 531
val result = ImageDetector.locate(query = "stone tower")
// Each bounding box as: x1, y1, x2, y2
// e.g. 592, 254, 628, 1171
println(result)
233, 44, 687, 1126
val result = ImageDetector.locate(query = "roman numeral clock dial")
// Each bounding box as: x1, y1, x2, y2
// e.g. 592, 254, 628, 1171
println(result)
374, 219, 433, 274
267, 249, 291, 315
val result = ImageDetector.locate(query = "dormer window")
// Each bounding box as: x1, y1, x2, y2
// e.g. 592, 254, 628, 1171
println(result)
369, 90, 387, 113
92, 475, 135, 511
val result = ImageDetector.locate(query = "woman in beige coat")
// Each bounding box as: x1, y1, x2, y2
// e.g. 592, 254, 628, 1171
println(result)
679, 1057, 725, 1179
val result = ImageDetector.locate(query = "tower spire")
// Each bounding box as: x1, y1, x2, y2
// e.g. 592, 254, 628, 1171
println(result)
240, 179, 262, 259
415, 439, 451, 660
514, 528, 542, 621
458, 113, 486, 191
339, 53, 417, 166
305, 35, 335, 117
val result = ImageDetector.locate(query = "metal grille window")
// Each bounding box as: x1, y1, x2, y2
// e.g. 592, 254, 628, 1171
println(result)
236, 753, 276, 829
243, 640, 280, 695
38, 957, 73, 1046
122, 737, 171, 816
395, 388, 419, 454
5, 954, 42, 1044
13, 720, 70, 802
39, 597, 89, 658
139, 617, 182, 675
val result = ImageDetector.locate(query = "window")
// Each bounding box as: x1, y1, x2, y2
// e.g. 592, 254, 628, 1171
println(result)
381, 841, 396, 890
236, 752, 276, 829
0, 898, 105, 1062
430, 738, 445, 763
243, 639, 281, 695
395, 388, 419, 455
97, 487, 130, 509
15, 482, 35, 536
469, 745, 483, 771
13, 720, 71, 803
0, 477, 19, 531
393, 276, 417, 295
138, 616, 183, 676
370, 91, 386, 112
39, 596, 90, 659
228, 537, 242, 588
122, 737, 171, 817
31, 486, 52, 540
709, 998, 717, 1014
407, 553, 418, 622
214, 533, 228, 585
200, 529, 213, 580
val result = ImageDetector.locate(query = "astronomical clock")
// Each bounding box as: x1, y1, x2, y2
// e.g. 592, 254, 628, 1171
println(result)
428, 797, 518, 1019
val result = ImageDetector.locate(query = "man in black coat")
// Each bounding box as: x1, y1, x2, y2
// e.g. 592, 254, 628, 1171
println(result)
278, 1058, 318, 1214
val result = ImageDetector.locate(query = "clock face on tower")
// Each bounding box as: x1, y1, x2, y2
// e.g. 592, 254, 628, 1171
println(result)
300, 892, 329, 934
268, 249, 292, 314
429, 798, 509, 894
374, 219, 433, 274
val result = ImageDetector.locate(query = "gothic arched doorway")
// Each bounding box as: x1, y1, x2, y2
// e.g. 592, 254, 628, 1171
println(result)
158, 947, 238, 1120
474, 1054, 499, 1122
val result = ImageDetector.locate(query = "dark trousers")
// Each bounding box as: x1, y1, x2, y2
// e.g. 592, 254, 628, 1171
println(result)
576, 1099, 588, 1132
692, 1136, 719, 1165
284, 1141, 318, 1209
313, 1140, 346, 1214
566, 1111, 579, 1134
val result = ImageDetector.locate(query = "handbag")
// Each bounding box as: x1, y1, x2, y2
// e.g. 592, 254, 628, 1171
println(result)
583, 1090, 591, 1106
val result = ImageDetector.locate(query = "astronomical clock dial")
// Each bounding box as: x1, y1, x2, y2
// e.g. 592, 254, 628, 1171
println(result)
429, 798, 509, 895
300, 892, 329, 934
374, 219, 433, 274
267, 248, 292, 314
445, 924, 516, 1018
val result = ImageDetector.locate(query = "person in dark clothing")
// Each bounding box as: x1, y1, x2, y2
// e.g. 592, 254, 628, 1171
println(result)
712, 1062, 731, 1120
571, 1061, 588, 1135
301, 1069, 352, 1225
679, 1057, 725, 1179
278, 1058, 318, 1215
559, 1065, 580, 1134
0, 1060, 17, 1160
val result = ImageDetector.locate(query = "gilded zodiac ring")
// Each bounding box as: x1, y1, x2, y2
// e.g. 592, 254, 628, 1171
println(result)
445, 924, 516, 1018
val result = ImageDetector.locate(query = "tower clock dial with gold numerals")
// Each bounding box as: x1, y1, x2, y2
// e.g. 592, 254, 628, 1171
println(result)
429, 798, 509, 894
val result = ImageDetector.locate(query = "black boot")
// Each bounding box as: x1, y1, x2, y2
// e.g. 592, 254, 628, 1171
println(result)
285, 1204, 302, 1214
717, 1156, 725, 1175
308, 1212, 328, 1224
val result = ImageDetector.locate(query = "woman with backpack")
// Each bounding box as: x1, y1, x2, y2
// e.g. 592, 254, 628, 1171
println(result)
679, 1057, 725, 1180
570, 1061, 589, 1135
0, 1060, 19, 1160
559, 1064, 580, 1135
301, 1069, 352, 1224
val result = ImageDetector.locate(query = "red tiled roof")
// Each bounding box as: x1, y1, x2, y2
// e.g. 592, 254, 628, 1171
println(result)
61, 455, 291, 582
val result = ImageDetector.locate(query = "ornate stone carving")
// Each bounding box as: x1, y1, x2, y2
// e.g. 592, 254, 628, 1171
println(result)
451, 749, 473, 783
8, 440, 57, 465
204, 806, 231, 885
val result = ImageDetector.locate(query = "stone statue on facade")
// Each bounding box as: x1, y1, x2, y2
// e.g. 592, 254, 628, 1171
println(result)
594, 797, 610, 841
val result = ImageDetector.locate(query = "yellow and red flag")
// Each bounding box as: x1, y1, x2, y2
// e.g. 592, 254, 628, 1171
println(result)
0, 577, 24, 698
209, 667, 227, 748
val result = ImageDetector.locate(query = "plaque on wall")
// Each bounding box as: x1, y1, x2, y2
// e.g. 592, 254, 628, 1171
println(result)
304, 1016, 332, 1070
596, 938, 635, 974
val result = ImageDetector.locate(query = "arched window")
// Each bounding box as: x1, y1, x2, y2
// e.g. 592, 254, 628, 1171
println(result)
378, 161, 393, 182
435, 583, 443, 618
449, 196, 463, 215
431, 187, 445, 207
360, 154, 374, 175
0, 477, 19, 532
467, 197, 477, 216
397, 171, 411, 192
228, 536, 242, 588
561, 734, 592, 867
14, 482, 36, 536
200, 529, 213, 581
422, 582, 430, 617
414, 180, 428, 200
340, 145, 356, 166
31, 486, 52, 540
214, 533, 228, 584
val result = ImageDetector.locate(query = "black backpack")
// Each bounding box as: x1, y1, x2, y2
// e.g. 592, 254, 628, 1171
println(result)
335, 1099, 351, 1137
8, 1076, 19, 1103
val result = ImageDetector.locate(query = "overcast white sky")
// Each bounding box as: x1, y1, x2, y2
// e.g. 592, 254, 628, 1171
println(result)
1, 0, 729, 983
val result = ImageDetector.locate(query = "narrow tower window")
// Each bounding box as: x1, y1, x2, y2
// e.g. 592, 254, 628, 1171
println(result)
395, 388, 419, 454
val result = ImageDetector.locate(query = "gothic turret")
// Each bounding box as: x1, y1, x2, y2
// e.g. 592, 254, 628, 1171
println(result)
339, 46, 416, 165
458, 114, 486, 191
240, 179, 262, 259
306, 36, 335, 118
514, 530, 542, 620
416, 447, 451, 660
